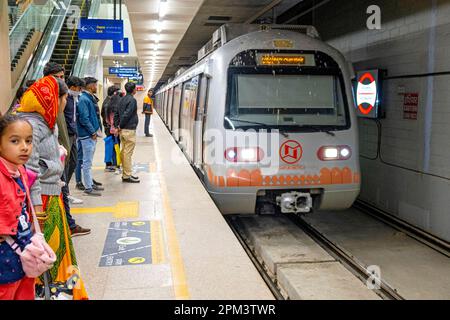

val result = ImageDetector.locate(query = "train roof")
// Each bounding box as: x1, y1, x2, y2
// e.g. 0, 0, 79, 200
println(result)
197, 24, 320, 63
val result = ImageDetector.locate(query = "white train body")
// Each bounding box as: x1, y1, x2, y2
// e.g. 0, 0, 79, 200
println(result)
156, 24, 360, 215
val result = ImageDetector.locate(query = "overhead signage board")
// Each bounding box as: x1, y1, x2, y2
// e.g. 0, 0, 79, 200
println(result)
117, 73, 139, 78
128, 74, 144, 85
109, 67, 138, 74
113, 38, 129, 54
355, 69, 382, 119
78, 18, 124, 40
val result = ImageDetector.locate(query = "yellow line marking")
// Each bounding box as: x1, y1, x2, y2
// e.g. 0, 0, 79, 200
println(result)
151, 220, 166, 264
71, 201, 139, 218
153, 120, 190, 300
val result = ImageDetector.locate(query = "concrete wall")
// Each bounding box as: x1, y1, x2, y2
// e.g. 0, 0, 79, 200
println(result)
302, 0, 450, 241
0, 0, 12, 115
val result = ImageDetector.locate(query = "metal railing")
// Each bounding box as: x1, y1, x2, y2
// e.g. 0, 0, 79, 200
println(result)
8, 1, 55, 61
23, 0, 72, 81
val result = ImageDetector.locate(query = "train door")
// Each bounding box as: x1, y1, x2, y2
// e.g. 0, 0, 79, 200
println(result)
194, 75, 209, 169
167, 88, 174, 131
172, 84, 182, 141
180, 76, 199, 160
161, 91, 166, 121
164, 90, 170, 124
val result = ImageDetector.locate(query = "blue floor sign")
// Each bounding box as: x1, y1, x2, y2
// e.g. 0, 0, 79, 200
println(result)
100, 221, 152, 267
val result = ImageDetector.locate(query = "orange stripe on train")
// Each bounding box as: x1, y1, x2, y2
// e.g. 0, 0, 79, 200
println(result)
206, 167, 360, 187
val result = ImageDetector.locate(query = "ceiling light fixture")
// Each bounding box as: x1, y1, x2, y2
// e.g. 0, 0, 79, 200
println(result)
159, 0, 168, 19
155, 19, 163, 33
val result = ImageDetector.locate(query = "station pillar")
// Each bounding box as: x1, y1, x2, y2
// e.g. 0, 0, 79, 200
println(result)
0, 0, 12, 115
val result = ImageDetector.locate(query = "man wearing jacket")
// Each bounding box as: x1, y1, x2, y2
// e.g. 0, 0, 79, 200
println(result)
118, 82, 140, 183
77, 77, 104, 196
63, 76, 91, 236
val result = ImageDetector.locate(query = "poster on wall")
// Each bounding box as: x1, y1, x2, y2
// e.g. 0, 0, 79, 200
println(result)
403, 93, 419, 120
355, 69, 382, 119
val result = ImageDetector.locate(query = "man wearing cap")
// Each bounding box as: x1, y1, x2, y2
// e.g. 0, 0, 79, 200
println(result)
76, 77, 105, 196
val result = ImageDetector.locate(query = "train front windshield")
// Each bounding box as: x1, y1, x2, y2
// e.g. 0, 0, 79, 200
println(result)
225, 72, 349, 131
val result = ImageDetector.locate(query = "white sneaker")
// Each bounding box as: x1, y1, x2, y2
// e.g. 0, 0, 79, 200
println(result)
68, 195, 84, 204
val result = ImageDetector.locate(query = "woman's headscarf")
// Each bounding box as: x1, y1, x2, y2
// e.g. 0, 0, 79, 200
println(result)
17, 76, 60, 130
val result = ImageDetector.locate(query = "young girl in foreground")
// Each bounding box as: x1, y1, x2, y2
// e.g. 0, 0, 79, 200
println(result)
0, 115, 40, 300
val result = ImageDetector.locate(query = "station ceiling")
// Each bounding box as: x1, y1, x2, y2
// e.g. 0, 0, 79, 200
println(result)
124, 0, 324, 89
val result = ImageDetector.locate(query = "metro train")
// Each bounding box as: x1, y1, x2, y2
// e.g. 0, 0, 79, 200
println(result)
155, 24, 360, 215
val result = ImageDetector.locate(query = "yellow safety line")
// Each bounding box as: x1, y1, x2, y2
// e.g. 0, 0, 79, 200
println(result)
71, 201, 139, 218
153, 123, 190, 300
71, 206, 115, 214
151, 220, 165, 264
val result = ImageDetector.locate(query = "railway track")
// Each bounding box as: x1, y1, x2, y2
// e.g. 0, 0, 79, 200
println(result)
226, 216, 285, 300
227, 208, 409, 300
227, 199, 450, 300
285, 213, 404, 300
353, 200, 450, 258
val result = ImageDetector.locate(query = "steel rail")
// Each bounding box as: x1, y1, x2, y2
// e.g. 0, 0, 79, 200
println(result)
226, 216, 285, 301
354, 200, 450, 258
286, 213, 404, 300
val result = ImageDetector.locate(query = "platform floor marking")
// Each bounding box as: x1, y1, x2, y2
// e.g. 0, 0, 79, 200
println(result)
154, 128, 190, 300
151, 220, 166, 264
99, 221, 152, 267
92, 163, 154, 172
71, 201, 139, 218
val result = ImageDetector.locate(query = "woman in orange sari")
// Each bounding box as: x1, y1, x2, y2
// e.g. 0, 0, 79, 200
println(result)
16, 76, 88, 300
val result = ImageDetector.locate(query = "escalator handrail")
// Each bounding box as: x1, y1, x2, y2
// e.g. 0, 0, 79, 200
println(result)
8, 0, 72, 111
25, 0, 73, 81
72, 0, 102, 78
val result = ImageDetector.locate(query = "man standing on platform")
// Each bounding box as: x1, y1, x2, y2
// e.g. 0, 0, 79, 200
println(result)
143, 89, 154, 137
77, 77, 104, 196
118, 82, 140, 183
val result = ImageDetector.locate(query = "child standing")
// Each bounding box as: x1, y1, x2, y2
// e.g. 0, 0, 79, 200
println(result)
0, 114, 35, 300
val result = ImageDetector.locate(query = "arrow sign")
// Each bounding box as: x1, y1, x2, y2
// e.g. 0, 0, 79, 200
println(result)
78, 18, 124, 40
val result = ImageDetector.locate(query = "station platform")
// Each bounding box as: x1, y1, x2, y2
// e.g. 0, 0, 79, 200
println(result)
68, 113, 273, 300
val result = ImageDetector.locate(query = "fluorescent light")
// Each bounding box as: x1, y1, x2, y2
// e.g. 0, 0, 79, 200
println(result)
155, 20, 163, 32
154, 34, 161, 43
159, 0, 168, 18
152, 51, 157, 56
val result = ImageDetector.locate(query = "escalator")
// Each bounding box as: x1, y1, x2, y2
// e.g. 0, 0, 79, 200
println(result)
9, 0, 100, 111
49, 0, 90, 78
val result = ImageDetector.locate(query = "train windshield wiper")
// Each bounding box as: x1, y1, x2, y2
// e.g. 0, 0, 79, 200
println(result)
300, 125, 336, 136
227, 118, 289, 137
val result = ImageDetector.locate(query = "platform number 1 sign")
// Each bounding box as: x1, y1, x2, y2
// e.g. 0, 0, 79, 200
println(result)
113, 38, 129, 54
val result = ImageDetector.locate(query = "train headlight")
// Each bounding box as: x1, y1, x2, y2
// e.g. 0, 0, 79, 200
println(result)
340, 147, 351, 158
225, 147, 264, 162
318, 146, 352, 161
226, 149, 237, 161
324, 148, 339, 159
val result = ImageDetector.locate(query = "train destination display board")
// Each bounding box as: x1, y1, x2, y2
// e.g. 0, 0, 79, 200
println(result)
355, 69, 382, 118
256, 53, 315, 66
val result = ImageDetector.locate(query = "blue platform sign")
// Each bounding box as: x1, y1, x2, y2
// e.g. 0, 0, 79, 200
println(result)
109, 67, 138, 74
78, 18, 124, 40
113, 38, 129, 54
117, 73, 139, 78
